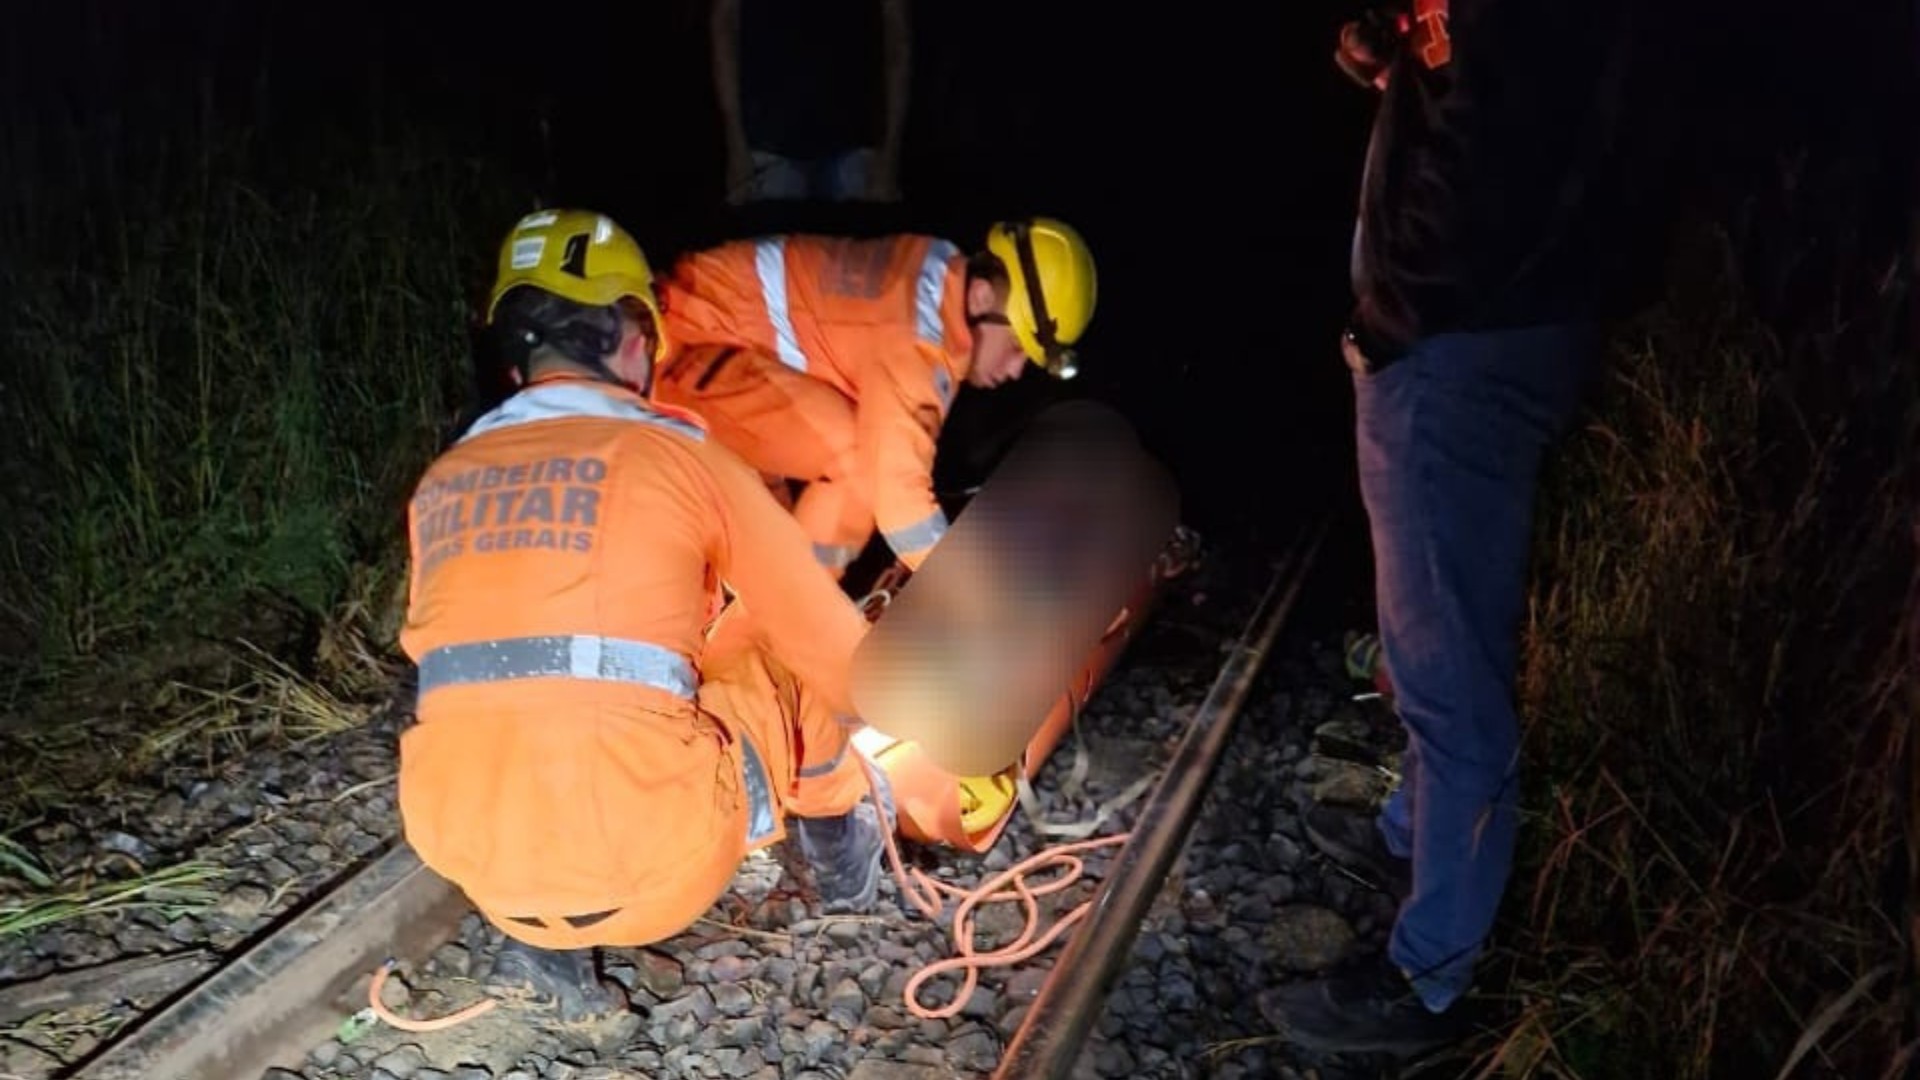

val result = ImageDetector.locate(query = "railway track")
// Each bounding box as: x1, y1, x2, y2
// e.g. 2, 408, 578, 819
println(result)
14, 521, 1362, 1080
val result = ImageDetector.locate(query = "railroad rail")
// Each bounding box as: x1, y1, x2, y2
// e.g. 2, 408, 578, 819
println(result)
993, 522, 1325, 1079
67, 842, 466, 1080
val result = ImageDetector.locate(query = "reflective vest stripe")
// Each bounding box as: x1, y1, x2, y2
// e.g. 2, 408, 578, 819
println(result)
416, 634, 699, 699
813, 542, 861, 572
914, 240, 959, 347
739, 732, 779, 845
884, 510, 949, 556
796, 742, 847, 780
421, 634, 780, 846
753, 237, 812, 373
458, 382, 706, 444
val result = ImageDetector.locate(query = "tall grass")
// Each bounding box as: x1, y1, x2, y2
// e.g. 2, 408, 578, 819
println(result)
0, 108, 529, 689
1459, 156, 1917, 1078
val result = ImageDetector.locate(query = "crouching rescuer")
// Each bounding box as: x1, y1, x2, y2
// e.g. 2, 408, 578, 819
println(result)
397, 208, 894, 1023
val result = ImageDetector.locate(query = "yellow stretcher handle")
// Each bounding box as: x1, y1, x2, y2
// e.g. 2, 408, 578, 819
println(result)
957, 770, 1019, 835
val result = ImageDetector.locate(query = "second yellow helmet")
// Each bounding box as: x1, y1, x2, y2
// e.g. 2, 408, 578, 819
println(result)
486, 208, 668, 361
985, 217, 1097, 379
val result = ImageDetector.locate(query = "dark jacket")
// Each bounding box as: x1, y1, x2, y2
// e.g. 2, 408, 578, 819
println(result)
1348, 0, 1671, 364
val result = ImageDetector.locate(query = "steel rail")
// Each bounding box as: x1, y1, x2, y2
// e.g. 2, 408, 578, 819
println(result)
68, 840, 468, 1080
991, 520, 1328, 1080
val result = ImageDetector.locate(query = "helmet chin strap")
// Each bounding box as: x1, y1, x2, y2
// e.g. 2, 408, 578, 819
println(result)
967, 225, 1079, 379
1005, 220, 1077, 379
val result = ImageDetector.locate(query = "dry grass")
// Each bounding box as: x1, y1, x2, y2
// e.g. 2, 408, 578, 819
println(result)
135, 641, 374, 767
0, 633, 387, 843
0, 1003, 131, 1064
1430, 161, 1917, 1080
0, 859, 224, 941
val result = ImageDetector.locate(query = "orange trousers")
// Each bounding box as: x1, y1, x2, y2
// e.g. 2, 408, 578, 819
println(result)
478, 605, 870, 951
656, 345, 874, 577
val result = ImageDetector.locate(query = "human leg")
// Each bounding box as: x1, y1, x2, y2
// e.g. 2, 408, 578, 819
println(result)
1262, 323, 1600, 1051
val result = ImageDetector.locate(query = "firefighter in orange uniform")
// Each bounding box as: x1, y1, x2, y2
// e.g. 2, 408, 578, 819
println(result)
398, 209, 893, 1023
651, 218, 1097, 578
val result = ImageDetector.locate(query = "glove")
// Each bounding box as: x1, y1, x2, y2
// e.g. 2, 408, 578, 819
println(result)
1334, 3, 1409, 90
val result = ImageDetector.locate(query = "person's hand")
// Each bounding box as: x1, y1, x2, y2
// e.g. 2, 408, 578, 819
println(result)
1334, 7, 1403, 90
1341, 327, 1376, 375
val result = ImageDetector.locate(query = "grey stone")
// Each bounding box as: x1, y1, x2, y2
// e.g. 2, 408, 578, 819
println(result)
825, 976, 864, 1021
371, 1043, 430, 1078
711, 981, 755, 1017
708, 954, 755, 982
430, 942, 472, 978
946, 1029, 1000, 1073
714, 1016, 764, 1049
802, 1019, 839, 1061
1263, 905, 1356, 973
633, 950, 685, 998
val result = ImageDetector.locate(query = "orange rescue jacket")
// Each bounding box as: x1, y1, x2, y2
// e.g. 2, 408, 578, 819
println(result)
659, 233, 975, 569
397, 372, 869, 922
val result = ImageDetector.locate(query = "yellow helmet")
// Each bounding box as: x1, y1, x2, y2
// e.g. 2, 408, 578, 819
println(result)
485, 208, 668, 361
985, 217, 1097, 379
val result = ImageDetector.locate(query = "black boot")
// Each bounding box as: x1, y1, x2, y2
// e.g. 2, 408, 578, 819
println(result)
1257, 952, 1476, 1057
792, 769, 895, 913
483, 937, 630, 1026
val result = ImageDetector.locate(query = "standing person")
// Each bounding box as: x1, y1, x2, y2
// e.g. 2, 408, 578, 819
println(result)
711, 0, 911, 205
398, 208, 893, 1023
1259, 0, 1658, 1055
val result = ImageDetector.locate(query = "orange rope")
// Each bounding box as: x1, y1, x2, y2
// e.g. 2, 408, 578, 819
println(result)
854, 753, 1130, 1021
365, 958, 499, 1031
358, 749, 1127, 1032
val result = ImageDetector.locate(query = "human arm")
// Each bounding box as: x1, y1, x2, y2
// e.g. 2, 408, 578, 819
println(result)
703, 439, 870, 718
859, 342, 954, 572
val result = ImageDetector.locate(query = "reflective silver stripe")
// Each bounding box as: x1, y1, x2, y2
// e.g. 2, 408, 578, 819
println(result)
739, 733, 779, 845
754, 237, 811, 373
914, 239, 959, 347
417, 635, 698, 699
797, 742, 847, 779
458, 382, 705, 444
933, 366, 955, 411
813, 543, 860, 571
883, 509, 949, 555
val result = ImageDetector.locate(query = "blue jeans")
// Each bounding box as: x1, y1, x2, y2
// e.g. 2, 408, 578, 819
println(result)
1353, 323, 1601, 1012
738, 148, 879, 203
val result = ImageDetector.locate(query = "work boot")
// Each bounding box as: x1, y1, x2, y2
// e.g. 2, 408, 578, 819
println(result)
483, 937, 630, 1027
792, 770, 896, 914
1257, 952, 1476, 1057
1302, 803, 1411, 904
